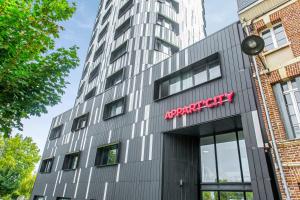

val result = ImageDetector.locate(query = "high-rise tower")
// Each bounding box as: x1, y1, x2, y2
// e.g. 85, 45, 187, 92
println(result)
75, 0, 205, 105
31, 0, 279, 200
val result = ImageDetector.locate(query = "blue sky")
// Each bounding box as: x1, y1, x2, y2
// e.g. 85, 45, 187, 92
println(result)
17, 0, 238, 154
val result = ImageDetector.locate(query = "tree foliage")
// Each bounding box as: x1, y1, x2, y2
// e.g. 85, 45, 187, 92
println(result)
0, 0, 80, 137
0, 134, 40, 197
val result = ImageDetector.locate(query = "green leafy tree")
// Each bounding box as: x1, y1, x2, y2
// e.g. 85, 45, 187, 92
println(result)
0, 134, 40, 198
0, 0, 80, 137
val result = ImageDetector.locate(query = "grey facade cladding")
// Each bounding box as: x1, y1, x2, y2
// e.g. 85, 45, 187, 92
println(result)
236, 0, 259, 11
31, 22, 277, 200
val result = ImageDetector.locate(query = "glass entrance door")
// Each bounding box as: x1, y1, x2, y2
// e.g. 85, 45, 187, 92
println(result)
199, 131, 253, 200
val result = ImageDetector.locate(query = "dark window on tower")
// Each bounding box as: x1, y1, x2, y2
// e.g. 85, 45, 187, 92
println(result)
77, 82, 85, 98
110, 41, 128, 63
105, 0, 112, 9
98, 24, 109, 42
154, 53, 221, 100
89, 65, 100, 83
93, 42, 105, 62
85, 45, 94, 62
102, 6, 112, 25
157, 14, 179, 35
57, 197, 71, 200
33, 196, 45, 200
103, 97, 126, 120
82, 63, 90, 79
71, 113, 89, 132
105, 68, 125, 90
49, 125, 63, 140
89, 31, 97, 45
158, 0, 179, 13
62, 152, 80, 171
114, 17, 132, 40
40, 158, 54, 173
84, 87, 97, 101
154, 38, 179, 55
95, 143, 120, 167
118, 0, 134, 18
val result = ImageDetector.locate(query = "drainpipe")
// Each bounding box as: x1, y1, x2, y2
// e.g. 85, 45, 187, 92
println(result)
244, 27, 291, 200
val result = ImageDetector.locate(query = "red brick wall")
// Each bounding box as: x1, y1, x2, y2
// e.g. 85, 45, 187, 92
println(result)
250, 1, 300, 199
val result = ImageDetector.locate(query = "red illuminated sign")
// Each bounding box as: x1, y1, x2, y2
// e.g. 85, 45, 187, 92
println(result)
164, 91, 235, 120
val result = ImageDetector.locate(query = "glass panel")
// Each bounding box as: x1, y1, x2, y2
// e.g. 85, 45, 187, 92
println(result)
169, 76, 181, 95
238, 131, 251, 182
201, 136, 217, 183
72, 156, 78, 169
295, 91, 300, 102
216, 133, 242, 182
274, 24, 287, 47
284, 94, 292, 104
107, 147, 117, 164
293, 125, 300, 139
246, 192, 254, 200
194, 68, 208, 85
291, 80, 297, 89
160, 80, 169, 98
115, 101, 123, 115
282, 82, 289, 92
220, 192, 245, 200
182, 72, 193, 90
202, 191, 218, 200
262, 30, 274, 51
209, 64, 221, 80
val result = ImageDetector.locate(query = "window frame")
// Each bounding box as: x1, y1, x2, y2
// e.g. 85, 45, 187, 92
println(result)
62, 152, 81, 171
261, 23, 288, 52
103, 97, 126, 120
154, 38, 179, 55
93, 42, 105, 62
101, 6, 112, 25
118, 0, 134, 18
94, 142, 121, 167
49, 124, 63, 140
33, 196, 45, 200
114, 17, 132, 40
110, 41, 128, 64
88, 64, 100, 83
156, 14, 179, 35
71, 113, 89, 132
39, 157, 54, 173
98, 23, 109, 43
84, 87, 97, 101
56, 197, 71, 200
199, 130, 252, 199
105, 68, 125, 90
154, 53, 221, 101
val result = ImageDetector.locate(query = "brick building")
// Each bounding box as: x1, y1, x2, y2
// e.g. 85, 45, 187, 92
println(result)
237, 0, 300, 199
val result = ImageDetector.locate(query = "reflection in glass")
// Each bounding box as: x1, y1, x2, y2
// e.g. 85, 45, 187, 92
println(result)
182, 72, 193, 90
202, 191, 218, 200
238, 131, 251, 182
220, 191, 244, 200
246, 192, 254, 200
194, 68, 207, 85
201, 136, 217, 182
169, 76, 181, 95
209, 64, 221, 80
216, 133, 242, 182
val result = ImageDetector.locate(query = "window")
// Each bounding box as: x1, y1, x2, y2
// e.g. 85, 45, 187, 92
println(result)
93, 42, 105, 62
98, 24, 109, 42
110, 41, 128, 63
89, 31, 97, 45
85, 45, 94, 62
114, 17, 132, 40
71, 113, 89, 132
103, 97, 126, 120
62, 152, 80, 170
154, 54, 221, 100
49, 125, 63, 140
275, 79, 300, 139
89, 64, 100, 83
84, 87, 97, 101
40, 158, 54, 173
200, 131, 252, 199
77, 82, 85, 98
154, 38, 179, 55
95, 143, 120, 167
105, 0, 112, 9
101, 6, 112, 25
158, 0, 179, 13
118, 0, 133, 18
33, 196, 45, 200
157, 14, 179, 35
57, 198, 71, 200
261, 24, 287, 51
82, 63, 90, 79
105, 68, 125, 89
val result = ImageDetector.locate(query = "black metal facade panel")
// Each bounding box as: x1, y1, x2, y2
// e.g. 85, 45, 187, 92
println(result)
31, 22, 276, 200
